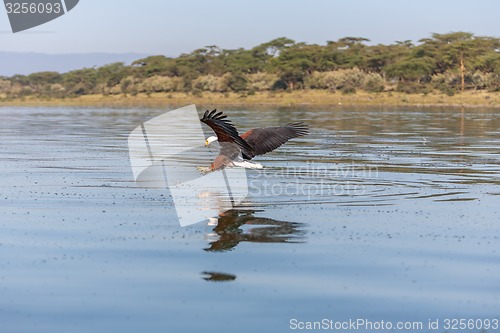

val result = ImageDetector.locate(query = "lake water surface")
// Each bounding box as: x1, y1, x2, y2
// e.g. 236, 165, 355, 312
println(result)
0, 106, 499, 333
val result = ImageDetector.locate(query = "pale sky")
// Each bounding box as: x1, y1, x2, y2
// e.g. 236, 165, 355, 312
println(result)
0, 0, 499, 56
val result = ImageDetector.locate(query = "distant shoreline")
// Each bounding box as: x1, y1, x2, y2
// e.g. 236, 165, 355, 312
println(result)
1, 90, 499, 109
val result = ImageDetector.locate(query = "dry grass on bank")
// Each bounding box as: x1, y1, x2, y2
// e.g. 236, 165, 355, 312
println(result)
1, 90, 499, 108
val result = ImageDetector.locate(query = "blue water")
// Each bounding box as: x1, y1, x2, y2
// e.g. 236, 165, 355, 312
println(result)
0, 106, 499, 333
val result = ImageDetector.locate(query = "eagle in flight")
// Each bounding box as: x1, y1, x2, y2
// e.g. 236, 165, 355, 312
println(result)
200, 109, 309, 171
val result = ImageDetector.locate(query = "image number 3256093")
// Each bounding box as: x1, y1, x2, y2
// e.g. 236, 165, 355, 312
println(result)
3, 0, 79, 33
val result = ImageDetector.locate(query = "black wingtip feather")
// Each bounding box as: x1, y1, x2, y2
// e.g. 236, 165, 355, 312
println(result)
201, 109, 234, 127
200, 109, 254, 153
286, 122, 309, 136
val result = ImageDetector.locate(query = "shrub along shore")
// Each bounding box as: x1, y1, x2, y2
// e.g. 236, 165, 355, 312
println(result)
0, 32, 499, 108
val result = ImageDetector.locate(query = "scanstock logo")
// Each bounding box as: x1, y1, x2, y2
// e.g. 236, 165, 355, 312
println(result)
4, 0, 79, 33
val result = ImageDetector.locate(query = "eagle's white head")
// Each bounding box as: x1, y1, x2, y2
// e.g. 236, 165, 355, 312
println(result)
205, 136, 218, 146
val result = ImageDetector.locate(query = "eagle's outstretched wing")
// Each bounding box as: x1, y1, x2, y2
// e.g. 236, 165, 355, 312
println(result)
240, 122, 309, 159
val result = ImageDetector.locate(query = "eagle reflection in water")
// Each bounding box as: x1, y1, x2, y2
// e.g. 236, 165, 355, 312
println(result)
204, 209, 307, 252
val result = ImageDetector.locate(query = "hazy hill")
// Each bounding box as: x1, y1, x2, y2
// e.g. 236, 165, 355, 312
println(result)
0, 52, 150, 76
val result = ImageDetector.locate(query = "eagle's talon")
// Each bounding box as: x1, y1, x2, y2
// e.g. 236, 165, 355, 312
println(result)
197, 166, 212, 174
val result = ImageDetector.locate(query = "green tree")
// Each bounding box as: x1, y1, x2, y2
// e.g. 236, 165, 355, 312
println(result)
419, 32, 500, 91
96, 62, 129, 92
225, 48, 268, 74
273, 43, 318, 90
259, 37, 295, 57
27, 71, 61, 85
366, 41, 413, 75
475, 52, 500, 74
132, 55, 178, 77
62, 68, 98, 95
385, 57, 435, 82
323, 37, 370, 70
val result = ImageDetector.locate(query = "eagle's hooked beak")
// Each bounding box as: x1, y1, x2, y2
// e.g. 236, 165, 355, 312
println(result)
205, 139, 209, 147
